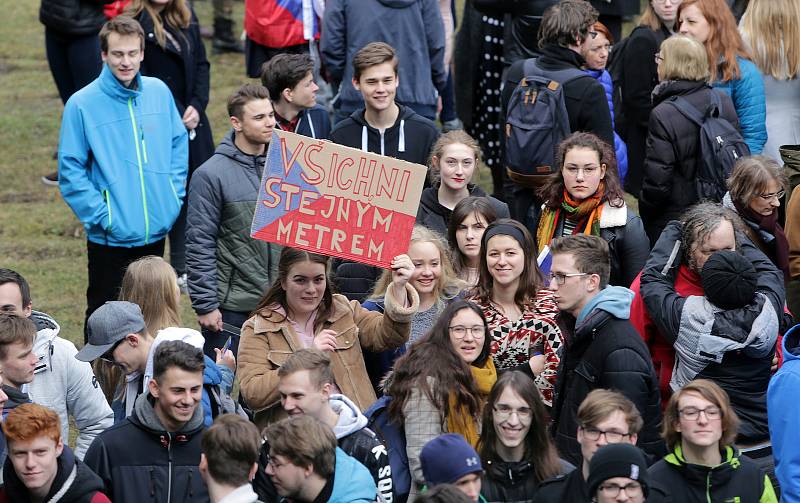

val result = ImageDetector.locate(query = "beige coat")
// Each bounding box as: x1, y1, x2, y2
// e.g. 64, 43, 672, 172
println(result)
238, 287, 419, 428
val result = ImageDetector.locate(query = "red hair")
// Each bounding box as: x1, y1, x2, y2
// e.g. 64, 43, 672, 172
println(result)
2, 403, 61, 444
678, 0, 751, 81
592, 21, 614, 44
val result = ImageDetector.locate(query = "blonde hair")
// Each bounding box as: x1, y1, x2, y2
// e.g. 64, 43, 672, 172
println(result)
639, 3, 667, 31
428, 131, 482, 186
120, 256, 181, 335
369, 226, 465, 301
657, 35, 711, 82
739, 0, 800, 80
126, 0, 191, 49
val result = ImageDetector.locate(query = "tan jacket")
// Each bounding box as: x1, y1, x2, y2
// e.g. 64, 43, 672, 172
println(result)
238, 287, 419, 427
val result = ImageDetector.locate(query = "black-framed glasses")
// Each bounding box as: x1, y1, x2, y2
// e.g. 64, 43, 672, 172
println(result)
265, 453, 289, 470
758, 190, 785, 201
493, 404, 533, 422
580, 426, 631, 443
449, 325, 486, 340
678, 406, 721, 421
547, 272, 589, 285
598, 481, 643, 498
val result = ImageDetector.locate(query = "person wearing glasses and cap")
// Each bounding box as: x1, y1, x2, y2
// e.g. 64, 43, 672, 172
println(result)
588, 443, 669, 503
76, 301, 236, 427
547, 234, 663, 467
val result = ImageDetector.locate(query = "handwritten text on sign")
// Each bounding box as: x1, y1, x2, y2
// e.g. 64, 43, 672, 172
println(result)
250, 130, 427, 268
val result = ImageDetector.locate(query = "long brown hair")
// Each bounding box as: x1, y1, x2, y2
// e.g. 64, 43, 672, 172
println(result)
739, 0, 800, 80
120, 256, 181, 335
470, 219, 544, 309
254, 248, 334, 332
126, 0, 191, 49
477, 372, 561, 481
447, 197, 499, 278
538, 132, 625, 209
677, 0, 751, 82
387, 299, 491, 424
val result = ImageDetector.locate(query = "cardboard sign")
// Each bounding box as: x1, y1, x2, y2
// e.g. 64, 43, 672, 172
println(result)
250, 130, 427, 268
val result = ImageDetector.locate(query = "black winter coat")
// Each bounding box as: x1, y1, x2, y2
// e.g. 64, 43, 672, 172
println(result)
416, 185, 509, 238
533, 466, 672, 503
136, 9, 214, 175
481, 458, 573, 503
39, 0, 107, 36
639, 80, 739, 244
551, 309, 664, 467
502, 45, 614, 145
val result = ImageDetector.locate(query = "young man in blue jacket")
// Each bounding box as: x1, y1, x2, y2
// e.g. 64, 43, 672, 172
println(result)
57, 16, 188, 340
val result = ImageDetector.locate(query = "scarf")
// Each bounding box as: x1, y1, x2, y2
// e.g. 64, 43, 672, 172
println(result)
536, 181, 605, 253
732, 197, 790, 280
446, 358, 497, 447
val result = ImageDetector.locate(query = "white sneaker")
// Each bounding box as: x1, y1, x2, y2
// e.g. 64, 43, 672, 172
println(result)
177, 273, 189, 295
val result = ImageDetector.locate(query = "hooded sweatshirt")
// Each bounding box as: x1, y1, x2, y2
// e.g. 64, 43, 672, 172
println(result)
329, 447, 379, 503
0, 445, 111, 503
552, 286, 664, 467
768, 325, 800, 502
329, 105, 440, 168
25, 311, 114, 460
415, 185, 510, 237
84, 391, 208, 503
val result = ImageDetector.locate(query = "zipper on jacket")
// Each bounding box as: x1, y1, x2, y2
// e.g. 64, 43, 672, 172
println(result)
380, 130, 385, 156
167, 432, 173, 503
706, 470, 712, 503
103, 190, 113, 230
169, 180, 180, 206
128, 97, 150, 243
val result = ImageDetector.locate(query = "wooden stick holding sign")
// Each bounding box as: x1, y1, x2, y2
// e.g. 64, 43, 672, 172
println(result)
250, 130, 428, 268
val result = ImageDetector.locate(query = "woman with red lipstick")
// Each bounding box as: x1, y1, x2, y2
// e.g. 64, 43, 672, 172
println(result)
466, 219, 563, 407
649, 379, 777, 502
535, 132, 648, 288
416, 131, 509, 238
478, 372, 571, 503
386, 299, 497, 500
448, 197, 500, 287
237, 247, 419, 428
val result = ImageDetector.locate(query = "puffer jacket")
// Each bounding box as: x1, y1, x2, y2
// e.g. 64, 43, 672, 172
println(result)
534, 201, 649, 288
416, 185, 509, 238
712, 56, 767, 155
481, 458, 573, 503
39, 0, 107, 36
649, 445, 777, 503
638, 222, 783, 443
237, 288, 419, 428
186, 130, 281, 315
84, 392, 209, 503
639, 80, 739, 244
321, 0, 446, 116
26, 311, 114, 460
584, 68, 629, 183
551, 286, 664, 467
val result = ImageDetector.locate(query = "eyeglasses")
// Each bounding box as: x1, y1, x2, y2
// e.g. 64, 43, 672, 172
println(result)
547, 272, 589, 285
654, 52, 664, 64
580, 426, 631, 443
598, 482, 643, 498
678, 406, 722, 421
758, 190, 785, 201
493, 404, 533, 422
449, 325, 486, 340
266, 453, 289, 470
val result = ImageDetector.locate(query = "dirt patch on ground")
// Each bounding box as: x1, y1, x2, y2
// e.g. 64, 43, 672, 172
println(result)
0, 191, 53, 204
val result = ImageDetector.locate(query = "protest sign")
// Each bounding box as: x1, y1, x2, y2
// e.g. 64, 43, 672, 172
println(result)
251, 130, 427, 268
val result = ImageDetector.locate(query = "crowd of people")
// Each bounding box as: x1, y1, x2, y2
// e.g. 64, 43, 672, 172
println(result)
7, 0, 800, 501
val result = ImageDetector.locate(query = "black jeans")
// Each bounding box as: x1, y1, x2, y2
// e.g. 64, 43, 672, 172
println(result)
45, 28, 102, 105
84, 239, 166, 342
201, 309, 250, 359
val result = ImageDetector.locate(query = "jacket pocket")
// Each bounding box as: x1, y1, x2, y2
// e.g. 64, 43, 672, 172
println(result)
267, 350, 294, 369
333, 326, 361, 367
574, 359, 599, 385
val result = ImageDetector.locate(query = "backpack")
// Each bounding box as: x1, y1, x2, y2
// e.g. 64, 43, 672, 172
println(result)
205, 383, 251, 421
667, 91, 750, 202
504, 59, 585, 188
364, 395, 410, 503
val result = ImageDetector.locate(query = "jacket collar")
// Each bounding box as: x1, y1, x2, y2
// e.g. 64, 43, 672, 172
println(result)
254, 296, 352, 334
98, 64, 143, 102
599, 200, 628, 229
664, 444, 739, 485
652, 80, 709, 106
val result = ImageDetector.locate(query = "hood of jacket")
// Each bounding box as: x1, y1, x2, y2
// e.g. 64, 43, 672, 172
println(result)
348, 104, 419, 153
2, 385, 30, 414
30, 311, 59, 375
330, 447, 378, 503
330, 394, 369, 439
141, 326, 206, 385
377, 0, 414, 6
652, 79, 709, 106
663, 444, 741, 487
784, 323, 800, 359
131, 390, 205, 434
2, 445, 106, 502
215, 129, 267, 171
98, 63, 143, 102
576, 286, 635, 326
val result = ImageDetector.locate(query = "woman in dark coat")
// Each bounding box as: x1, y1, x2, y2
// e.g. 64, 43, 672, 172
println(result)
639, 35, 739, 244
128, 0, 215, 280
617, 0, 678, 196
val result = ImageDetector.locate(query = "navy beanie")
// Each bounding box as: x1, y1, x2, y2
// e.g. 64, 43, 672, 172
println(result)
701, 250, 758, 310
420, 434, 482, 485
587, 444, 650, 497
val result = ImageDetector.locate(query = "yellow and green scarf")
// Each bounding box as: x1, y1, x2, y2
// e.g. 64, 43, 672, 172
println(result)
536, 182, 605, 253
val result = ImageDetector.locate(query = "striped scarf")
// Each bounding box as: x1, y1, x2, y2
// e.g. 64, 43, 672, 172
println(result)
536, 182, 605, 253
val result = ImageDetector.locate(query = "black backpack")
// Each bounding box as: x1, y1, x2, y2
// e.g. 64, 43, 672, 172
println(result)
364, 395, 410, 503
667, 91, 750, 202
504, 58, 585, 187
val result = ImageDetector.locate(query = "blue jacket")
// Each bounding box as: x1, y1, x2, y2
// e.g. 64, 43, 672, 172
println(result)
59, 65, 188, 247
584, 68, 628, 183
201, 355, 235, 427
330, 447, 378, 503
712, 57, 767, 154
321, 0, 446, 116
768, 325, 800, 503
